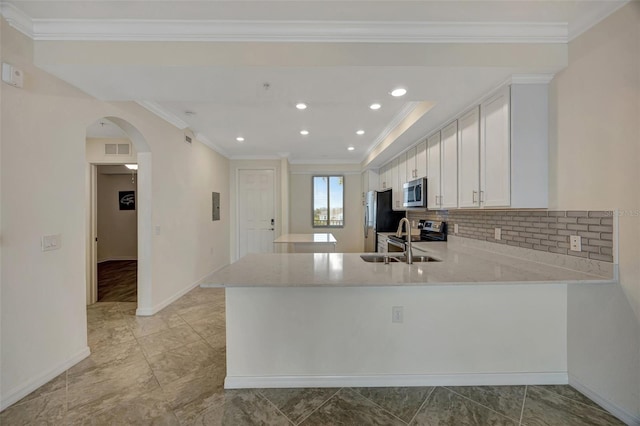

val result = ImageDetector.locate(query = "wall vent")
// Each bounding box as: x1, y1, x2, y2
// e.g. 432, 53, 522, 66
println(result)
104, 143, 131, 155
184, 129, 195, 144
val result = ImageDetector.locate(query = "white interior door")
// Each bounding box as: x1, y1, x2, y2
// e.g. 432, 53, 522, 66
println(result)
238, 169, 276, 258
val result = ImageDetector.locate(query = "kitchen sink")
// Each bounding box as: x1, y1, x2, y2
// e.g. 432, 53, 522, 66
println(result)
360, 254, 401, 263
393, 255, 441, 263
360, 254, 441, 263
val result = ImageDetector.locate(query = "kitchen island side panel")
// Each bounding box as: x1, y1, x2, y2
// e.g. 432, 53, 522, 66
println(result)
225, 284, 567, 387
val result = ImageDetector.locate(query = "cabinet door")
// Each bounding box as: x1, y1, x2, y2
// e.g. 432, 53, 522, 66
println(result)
457, 107, 480, 208
481, 86, 511, 207
391, 158, 403, 210
426, 132, 441, 209
405, 147, 417, 180
415, 140, 427, 179
378, 164, 388, 190
441, 121, 458, 208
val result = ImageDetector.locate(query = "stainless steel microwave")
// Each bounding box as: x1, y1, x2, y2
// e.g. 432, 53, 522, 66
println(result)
403, 178, 427, 208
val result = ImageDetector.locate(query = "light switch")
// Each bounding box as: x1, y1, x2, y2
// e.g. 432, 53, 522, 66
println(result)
41, 234, 61, 251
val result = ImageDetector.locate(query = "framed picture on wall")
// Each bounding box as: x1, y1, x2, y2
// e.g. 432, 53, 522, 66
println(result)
119, 191, 136, 210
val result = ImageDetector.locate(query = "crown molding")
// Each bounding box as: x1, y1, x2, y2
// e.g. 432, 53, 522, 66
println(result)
510, 73, 555, 85
0, 6, 571, 44
0, 3, 33, 37
136, 101, 189, 130
229, 155, 284, 161
288, 158, 364, 166
365, 102, 421, 158
568, 0, 629, 42
195, 133, 230, 158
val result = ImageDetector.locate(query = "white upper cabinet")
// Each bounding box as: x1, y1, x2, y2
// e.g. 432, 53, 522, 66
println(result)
440, 121, 458, 209
391, 158, 404, 210
405, 146, 417, 181
379, 163, 391, 190
457, 107, 481, 208
426, 132, 441, 209
481, 86, 510, 207
415, 140, 427, 179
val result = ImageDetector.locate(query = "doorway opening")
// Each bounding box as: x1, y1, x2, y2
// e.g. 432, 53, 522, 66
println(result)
86, 117, 152, 315
95, 164, 138, 302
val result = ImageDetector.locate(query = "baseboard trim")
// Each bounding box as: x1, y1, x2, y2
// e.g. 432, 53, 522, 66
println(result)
569, 374, 640, 426
1, 346, 90, 411
224, 372, 568, 389
135, 264, 228, 316
97, 256, 137, 263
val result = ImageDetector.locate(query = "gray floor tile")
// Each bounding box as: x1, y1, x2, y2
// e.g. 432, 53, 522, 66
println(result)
410, 387, 517, 426
300, 388, 405, 426
68, 339, 143, 376
147, 340, 223, 387
123, 307, 186, 338
0, 388, 67, 426
186, 389, 292, 426
14, 372, 67, 405
521, 386, 624, 426
67, 353, 160, 411
532, 385, 602, 411
161, 363, 227, 423
87, 318, 136, 349
175, 302, 223, 324
353, 386, 434, 423
136, 323, 204, 357
445, 385, 525, 420
67, 387, 179, 425
259, 388, 340, 424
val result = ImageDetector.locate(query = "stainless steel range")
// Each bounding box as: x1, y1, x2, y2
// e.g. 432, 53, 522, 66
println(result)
387, 220, 447, 252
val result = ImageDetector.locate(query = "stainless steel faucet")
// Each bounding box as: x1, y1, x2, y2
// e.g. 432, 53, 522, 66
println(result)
396, 218, 413, 264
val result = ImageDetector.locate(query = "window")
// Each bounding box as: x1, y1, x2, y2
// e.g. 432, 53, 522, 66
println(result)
313, 176, 344, 227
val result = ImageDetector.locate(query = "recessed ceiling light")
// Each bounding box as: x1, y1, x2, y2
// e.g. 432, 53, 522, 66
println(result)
236, 136, 245, 142
369, 103, 381, 110
347, 146, 355, 151
356, 130, 365, 135
125, 164, 138, 170
300, 130, 309, 136
296, 103, 307, 110
390, 88, 407, 97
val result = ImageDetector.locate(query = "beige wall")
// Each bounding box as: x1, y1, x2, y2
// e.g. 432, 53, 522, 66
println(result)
0, 18, 230, 409
289, 164, 363, 253
97, 172, 137, 262
549, 3, 640, 421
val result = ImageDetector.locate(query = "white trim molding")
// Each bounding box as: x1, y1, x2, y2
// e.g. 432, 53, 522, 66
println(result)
195, 133, 229, 158
20, 19, 570, 43
366, 102, 421, 157
0, 3, 33, 37
225, 372, 569, 390
136, 101, 189, 130
569, 374, 640, 426
1, 347, 90, 411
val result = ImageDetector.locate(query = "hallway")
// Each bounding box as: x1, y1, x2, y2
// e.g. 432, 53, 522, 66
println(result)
98, 260, 138, 302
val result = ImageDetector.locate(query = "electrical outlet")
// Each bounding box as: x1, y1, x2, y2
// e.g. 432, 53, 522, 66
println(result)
494, 228, 501, 240
570, 235, 582, 252
454, 224, 459, 234
392, 306, 404, 323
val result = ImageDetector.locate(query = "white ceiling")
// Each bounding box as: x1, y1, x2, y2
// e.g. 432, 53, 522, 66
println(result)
2, 0, 628, 165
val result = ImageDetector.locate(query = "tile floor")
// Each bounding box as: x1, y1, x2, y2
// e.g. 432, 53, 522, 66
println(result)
1, 286, 624, 425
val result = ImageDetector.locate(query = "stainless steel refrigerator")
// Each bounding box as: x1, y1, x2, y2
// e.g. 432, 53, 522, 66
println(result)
364, 190, 406, 252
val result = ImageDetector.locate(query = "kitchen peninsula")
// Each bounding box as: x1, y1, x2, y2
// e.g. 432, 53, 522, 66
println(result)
202, 239, 615, 390
273, 233, 337, 253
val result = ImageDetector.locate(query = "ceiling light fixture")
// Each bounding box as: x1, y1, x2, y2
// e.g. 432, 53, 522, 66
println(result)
236, 136, 245, 142
347, 146, 355, 151
125, 164, 138, 170
390, 88, 407, 97
356, 130, 365, 135
296, 103, 307, 110
369, 103, 381, 110
300, 130, 309, 136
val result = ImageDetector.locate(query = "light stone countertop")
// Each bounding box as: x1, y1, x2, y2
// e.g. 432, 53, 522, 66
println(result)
273, 233, 337, 244
201, 241, 615, 288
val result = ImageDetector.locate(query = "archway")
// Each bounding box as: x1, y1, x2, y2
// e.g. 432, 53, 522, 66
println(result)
86, 116, 153, 315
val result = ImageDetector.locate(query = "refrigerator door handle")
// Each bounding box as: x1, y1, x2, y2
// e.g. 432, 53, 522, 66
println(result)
364, 208, 368, 238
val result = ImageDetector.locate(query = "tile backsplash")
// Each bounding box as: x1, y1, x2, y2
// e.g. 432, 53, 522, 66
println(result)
406, 210, 614, 263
